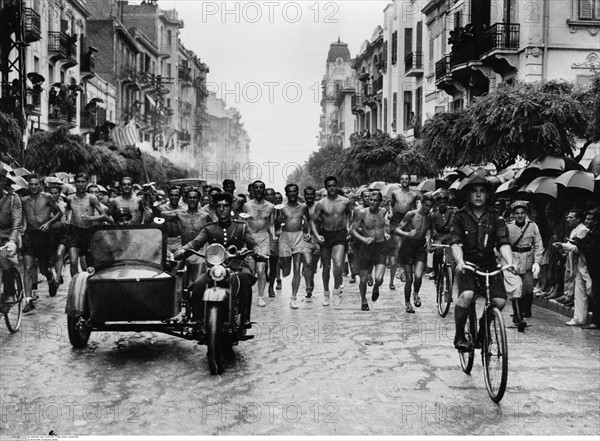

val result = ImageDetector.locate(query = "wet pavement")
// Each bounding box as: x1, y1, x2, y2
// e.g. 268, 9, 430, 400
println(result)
1, 268, 599, 436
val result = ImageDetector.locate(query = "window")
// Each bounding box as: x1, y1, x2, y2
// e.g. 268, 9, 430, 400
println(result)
579, 0, 600, 19
404, 28, 413, 59
391, 31, 398, 65
167, 63, 171, 78
454, 10, 462, 28
403, 91, 412, 130
383, 98, 388, 132
392, 92, 397, 131
167, 30, 172, 47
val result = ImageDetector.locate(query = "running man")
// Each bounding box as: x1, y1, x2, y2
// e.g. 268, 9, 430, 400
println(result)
158, 186, 184, 255
350, 190, 389, 311
242, 180, 275, 307
279, 183, 312, 309
310, 176, 352, 306
388, 173, 421, 290
392, 192, 434, 313
303, 186, 320, 301
21, 174, 63, 312
108, 177, 146, 225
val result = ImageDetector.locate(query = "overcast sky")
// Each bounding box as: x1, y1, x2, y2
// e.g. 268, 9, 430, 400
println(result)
162, 0, 390, 189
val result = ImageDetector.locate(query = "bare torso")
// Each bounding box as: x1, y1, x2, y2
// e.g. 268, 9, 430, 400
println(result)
399, 208, 431, 240
391, 188, 419, 223
281, 203, 309, 233
243, 199, 274, 234
110, 196, 145, 225
22, 193, 57, 229
356, 207, 388, 242
314, 195, 351, 231
159, 202, 182, 237
67, 193, 102, 229
178, 209, 211, 245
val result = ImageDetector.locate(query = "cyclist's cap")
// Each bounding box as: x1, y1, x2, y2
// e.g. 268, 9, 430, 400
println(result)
510, 200, 529, 211
114, 207, 132, 220
462, 175, 493, 192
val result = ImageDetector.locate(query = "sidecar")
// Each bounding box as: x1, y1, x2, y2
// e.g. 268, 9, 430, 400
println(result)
65, 224, 193, 348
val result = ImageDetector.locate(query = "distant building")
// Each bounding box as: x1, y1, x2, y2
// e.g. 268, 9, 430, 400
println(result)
318, 38, 357, 149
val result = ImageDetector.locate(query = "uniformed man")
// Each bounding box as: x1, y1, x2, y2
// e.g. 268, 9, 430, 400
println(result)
174, 192, 266, 326
0, 169, 22, 304
502, 201, 543, 331
429, 189, 455, 280
450, 175, 515, 351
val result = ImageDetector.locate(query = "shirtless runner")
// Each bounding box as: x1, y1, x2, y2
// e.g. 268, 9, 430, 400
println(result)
351, 190, 390, 311
21, 174, 63, 312
388, 173, 421, 289
65, 173, 110, 277
392, 192, 434, 313
107, 177, 146, 225
303, 186, 320, 301
279, 183, 312, 309
310, 176, 352, 306
158, 186, 184, 254
153, 188, 211, 283
242, 180, 275, 307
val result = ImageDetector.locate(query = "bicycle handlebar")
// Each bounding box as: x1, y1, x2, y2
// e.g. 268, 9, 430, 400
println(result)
430, 243, 451, 249
464, 262, 514, 277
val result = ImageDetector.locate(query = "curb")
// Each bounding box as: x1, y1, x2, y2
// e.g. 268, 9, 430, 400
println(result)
533, 296, 574, 318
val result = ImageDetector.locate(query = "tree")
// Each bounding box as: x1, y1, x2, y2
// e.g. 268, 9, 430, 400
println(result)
286, 141, 343, 189
421, 79, 595, 171
0, 111, 22, 163
25, 127, 92, 175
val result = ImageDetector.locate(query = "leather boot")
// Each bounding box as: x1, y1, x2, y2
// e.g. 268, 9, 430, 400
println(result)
512, 298, 527, 332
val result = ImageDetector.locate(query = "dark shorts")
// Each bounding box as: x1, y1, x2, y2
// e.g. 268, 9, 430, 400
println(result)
51, 225, 67, 248
456, 269, 507, 300
319, 229, 347, 249
399, 238, 427, 266
65, 225, 91, 256
356, 241, 388, 271
22, 229, 53, 261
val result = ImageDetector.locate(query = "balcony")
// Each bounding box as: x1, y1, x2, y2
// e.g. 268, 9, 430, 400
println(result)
404, 51, 424, 77
435, 56, 450, 83
481, 23, 520, 55
23, 8, 41, 43
178, 66, 192, 85
120, 65, 141, 89
178, 130, 191, 142
26, 90, 41, 116
80, 47, 97, 79
48, 31, 77, 68
450, 39, 478, 69
480, 23, 520, 76
351, 93, 364, 114
48, 103, 76, 126
373, 76, 383, 93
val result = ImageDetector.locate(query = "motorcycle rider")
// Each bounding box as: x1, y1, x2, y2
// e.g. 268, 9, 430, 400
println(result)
174, 192, 266, 327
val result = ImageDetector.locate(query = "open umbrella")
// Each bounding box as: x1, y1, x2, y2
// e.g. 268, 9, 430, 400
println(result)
380, 183, 400, 198
62, 182, 76, 195
517, 176, 557, 198
416, 178, 450, 193
354, 184, 369, 197
52, 172, 73, 183
473, 167, 491, 177
587, 154, 600, 176
526, 155, 584, 174
454, 166, 475, 178
496, 179, 518, 194
10, 175, 27, 190
44, 176, 63, 186
449, 178, 464, 191
12, 167, 32, 177
1, 161, 13, 175
368, 181, 386, 190
555, 170, 595, 192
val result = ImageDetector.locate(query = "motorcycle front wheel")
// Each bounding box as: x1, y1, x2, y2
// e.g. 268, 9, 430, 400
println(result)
206, 303, 224, 375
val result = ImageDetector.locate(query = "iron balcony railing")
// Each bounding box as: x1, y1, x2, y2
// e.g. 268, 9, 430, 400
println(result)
49, 103, 76, 124
405, 51, 424, 73
435, 56, 450, 82
481, 23, 520, 55
373, 75, 383, 93
23, 8, 41, 42
48, 31, 67, 58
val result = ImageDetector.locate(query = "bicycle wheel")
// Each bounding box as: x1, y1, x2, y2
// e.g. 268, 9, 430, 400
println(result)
437, 266, 453, 317
3, 268, 24, 333
482, 307, 508, 403
459, 305, 476, 374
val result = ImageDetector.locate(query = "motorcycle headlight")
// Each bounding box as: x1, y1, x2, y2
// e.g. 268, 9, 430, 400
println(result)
209, 264, 226, 281
205, 243, 227, 266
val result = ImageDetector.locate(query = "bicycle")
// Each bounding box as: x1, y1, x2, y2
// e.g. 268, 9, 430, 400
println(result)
1, 246, 24, 333
430, 243, 453, 317
458, 262, 512, 403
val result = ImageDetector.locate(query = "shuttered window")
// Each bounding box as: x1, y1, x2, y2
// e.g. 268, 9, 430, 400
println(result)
580, 0, 600, 19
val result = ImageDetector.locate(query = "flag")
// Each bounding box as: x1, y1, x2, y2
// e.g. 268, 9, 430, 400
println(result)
111, 118, 139, 148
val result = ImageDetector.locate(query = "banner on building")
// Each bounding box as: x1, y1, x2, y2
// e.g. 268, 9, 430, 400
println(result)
111, 118, 139, 148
